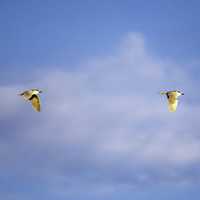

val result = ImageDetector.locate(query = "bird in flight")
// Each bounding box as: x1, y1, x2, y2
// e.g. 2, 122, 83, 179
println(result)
160, 90, 184, 112
19, 89, 42, 112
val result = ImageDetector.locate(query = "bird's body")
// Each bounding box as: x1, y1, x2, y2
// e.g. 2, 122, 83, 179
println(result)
160, 90, 184, 112
19, 89, 42, 112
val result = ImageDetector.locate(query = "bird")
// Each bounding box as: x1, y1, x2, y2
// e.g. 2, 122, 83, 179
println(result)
160, 90, 184, 112
19, 89, 42, 112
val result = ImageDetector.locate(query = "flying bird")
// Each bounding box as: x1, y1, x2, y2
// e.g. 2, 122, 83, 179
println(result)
19, 89, 42, 112
160, 90, 184, 112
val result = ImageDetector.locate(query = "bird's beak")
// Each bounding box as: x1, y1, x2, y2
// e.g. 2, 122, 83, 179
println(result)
181, 93, 184, 95
39, 90, 42, 93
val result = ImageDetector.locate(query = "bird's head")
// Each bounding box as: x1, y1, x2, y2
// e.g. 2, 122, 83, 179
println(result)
32, 89, 42, 94
176, 90, 184, 96
160, 91, 166, 95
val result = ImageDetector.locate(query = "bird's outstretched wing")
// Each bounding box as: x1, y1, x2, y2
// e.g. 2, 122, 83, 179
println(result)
30, 94, 41, 112
167, 92, 178, 112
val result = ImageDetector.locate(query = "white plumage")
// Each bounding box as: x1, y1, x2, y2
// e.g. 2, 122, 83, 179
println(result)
19, 89, 42, 112
160, 90, 184, 112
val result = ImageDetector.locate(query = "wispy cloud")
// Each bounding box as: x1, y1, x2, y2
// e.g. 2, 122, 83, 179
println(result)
1, 33, 200, 198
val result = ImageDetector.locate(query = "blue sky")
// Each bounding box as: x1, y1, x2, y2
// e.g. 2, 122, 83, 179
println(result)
1, 1, 200, 200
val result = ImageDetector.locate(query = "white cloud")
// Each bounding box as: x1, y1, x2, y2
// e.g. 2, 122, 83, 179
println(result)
1, 33, 200, 197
